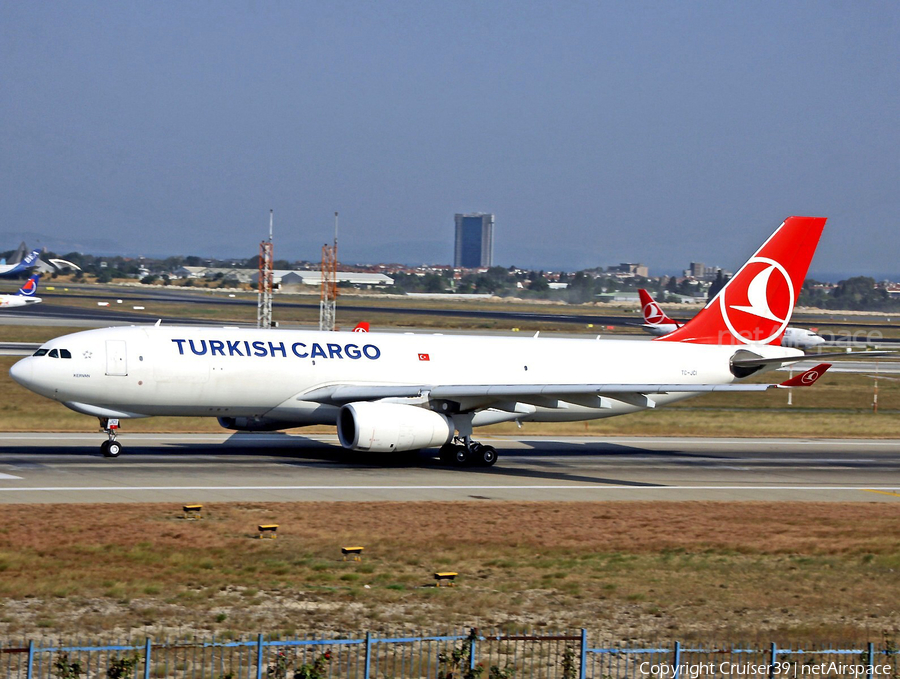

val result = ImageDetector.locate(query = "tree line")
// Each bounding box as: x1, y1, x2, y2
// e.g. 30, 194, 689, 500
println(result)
3, 248, 897, 311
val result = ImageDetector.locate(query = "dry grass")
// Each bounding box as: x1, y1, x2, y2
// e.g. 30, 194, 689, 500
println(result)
492, 408, 900, 438
0, 502, 897, 644
0, 326, 86, 343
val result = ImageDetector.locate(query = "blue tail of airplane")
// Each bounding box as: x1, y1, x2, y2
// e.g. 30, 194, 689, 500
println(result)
0, 249, 43, 277
17, 273, 40, 297
20, 249, 41, 268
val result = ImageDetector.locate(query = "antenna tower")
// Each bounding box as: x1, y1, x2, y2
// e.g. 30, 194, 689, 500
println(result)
319, 212, 338, 331
257, 210, 274, 329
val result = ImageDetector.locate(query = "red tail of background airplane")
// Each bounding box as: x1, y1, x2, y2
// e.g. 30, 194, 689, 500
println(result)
638, 288, 679, 328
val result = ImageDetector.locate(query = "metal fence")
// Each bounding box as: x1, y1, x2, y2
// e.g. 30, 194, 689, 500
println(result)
1, 631, 897, 679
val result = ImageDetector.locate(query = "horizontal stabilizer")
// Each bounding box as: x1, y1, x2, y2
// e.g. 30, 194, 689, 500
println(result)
778, 363, 831, 387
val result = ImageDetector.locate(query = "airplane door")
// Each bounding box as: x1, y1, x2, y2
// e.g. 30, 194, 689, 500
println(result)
106, 340, 128, 376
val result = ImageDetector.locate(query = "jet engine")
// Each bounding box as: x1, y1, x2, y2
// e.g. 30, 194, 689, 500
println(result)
338, 402, 453, 453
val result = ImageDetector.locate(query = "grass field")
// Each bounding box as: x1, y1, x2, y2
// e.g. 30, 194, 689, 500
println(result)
0, 502, 897, 644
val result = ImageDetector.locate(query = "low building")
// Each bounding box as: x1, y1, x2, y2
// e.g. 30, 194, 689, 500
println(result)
172, 266, 206, 279
257, 270, 394, 289
608, 263, 649, 278
171, 266, 255, 283
595, 291, 641, 303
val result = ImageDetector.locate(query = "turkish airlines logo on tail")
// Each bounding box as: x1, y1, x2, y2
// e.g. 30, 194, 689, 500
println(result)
779, 363, 831, 387
719, 257, 794, 344
642, 301, 667, 325
801, 369, 821, 385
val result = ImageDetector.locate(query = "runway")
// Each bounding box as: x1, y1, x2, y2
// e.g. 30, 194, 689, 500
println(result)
0, 433, 897, 504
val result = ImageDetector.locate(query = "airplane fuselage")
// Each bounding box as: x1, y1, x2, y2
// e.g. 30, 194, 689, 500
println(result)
641, 322, 679, 336
781, 327, 826, 349
0, 295, 41, 308
11, 325, 797, 425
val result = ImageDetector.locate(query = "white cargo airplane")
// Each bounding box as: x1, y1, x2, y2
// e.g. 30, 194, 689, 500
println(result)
0, 274, 42, 308
11, 216, 838, 463
638, 289, 827, 349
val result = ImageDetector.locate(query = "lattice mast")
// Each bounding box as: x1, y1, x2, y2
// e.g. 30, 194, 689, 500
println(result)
257, 210, 274, 329
319, 212, 338, 331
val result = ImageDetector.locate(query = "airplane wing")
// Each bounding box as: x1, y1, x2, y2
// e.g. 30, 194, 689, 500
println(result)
302, 364, 831, 409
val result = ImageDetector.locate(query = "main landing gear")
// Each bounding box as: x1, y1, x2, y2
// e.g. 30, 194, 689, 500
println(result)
99, 418, 123, 458
439, 437, 497, 467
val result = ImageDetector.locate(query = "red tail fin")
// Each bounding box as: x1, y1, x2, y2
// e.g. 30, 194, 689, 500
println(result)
779, 363, 831, 387
658, 216, 826, 345
638, 289, 678, 327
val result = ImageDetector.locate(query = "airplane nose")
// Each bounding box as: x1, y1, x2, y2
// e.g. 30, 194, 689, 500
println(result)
9, 358, 33, 387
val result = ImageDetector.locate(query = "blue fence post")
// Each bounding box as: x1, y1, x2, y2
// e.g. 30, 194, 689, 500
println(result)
364, 632, 372, 679
256, 633, 264, 679
674, 641, 682, 679
469, 630, 477, 673
26, 640, 35, 679
769, 642, 778, 679
144, 638, 152, 679
579, 629, 588, 679
868, 642, 875, 679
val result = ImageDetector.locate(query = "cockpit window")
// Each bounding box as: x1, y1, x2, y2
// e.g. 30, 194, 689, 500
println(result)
34, 347, 72, 358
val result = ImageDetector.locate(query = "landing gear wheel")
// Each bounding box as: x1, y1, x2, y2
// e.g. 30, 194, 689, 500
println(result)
102, 440, 122, 458
454, 446, 470, 466
99, 417, 122, 458
438, 443, 457, 465
477, 445, 497, 467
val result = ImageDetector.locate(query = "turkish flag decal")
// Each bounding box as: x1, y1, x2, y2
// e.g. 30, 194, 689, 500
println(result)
418, 353, 430, 361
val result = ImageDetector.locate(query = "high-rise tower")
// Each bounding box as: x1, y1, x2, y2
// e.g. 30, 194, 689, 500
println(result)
454, 213, 494, 268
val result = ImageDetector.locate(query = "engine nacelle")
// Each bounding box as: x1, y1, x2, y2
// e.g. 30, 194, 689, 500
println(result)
338, 402, 453, 453
217, 416, 294, 432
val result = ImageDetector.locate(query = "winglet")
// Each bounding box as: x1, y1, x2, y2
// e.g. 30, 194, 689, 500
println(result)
779, 363, 831, 387
352, 322, 370, 333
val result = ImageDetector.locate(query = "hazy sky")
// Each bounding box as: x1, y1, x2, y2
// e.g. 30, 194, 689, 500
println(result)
2, 2, 898, 277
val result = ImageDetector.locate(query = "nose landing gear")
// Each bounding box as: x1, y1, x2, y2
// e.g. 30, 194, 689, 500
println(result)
99, 418, 123, 458
438, 437, 497, 467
